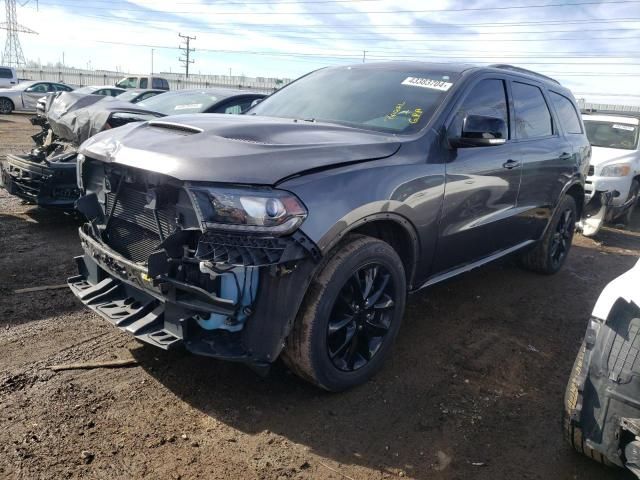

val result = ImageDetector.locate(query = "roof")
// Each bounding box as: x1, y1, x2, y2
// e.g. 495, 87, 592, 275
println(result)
157, 87, 265, 98
321, 61, 564, 88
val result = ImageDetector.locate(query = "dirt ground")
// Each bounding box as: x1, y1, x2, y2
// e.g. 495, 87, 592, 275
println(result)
1, 113, 639, 480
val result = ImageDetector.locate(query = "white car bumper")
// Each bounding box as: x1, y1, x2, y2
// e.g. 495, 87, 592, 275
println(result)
585, 174, 633, 206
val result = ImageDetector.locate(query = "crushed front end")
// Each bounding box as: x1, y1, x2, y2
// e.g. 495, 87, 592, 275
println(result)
0, 148, 80, 209
68, 157, 320, 368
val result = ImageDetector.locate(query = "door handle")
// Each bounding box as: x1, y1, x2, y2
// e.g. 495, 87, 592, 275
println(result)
502, 159, 520, 169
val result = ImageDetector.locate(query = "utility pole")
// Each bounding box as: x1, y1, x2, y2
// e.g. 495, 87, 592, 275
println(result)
1, 0, 38, 67
178, 33, 195, 78
151, 48, 154, 75
362, 50, 367, 63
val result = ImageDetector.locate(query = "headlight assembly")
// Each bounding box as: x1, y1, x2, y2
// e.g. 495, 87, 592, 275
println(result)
600, 163, 631, 177
189, 186, 307, 235
76, 153, 85, 189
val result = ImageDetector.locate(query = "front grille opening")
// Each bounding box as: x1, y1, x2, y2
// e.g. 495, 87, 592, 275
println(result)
104, 183, 179, 264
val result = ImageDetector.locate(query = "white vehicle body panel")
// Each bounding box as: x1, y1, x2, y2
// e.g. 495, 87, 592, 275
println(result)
592, 258, 640, 320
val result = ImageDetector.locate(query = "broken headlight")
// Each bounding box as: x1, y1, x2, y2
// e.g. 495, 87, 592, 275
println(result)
189, 186, 307, 235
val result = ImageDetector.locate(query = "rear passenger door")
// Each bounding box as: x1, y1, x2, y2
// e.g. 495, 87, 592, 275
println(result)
509, 80, 576, 241
433, 77, 523, 273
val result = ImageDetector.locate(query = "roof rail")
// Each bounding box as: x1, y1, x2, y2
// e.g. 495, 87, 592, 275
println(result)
488, 64, 561, 85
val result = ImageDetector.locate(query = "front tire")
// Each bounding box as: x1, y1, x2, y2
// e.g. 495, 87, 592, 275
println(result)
520, 195, 577, 274
283, 235, 407, 391
0, 97, 14, 114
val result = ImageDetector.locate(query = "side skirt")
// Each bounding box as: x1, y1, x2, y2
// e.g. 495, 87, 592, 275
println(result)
414, 240, 535, 292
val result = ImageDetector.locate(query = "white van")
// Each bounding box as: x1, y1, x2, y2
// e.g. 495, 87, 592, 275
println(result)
0, 66, 18, 88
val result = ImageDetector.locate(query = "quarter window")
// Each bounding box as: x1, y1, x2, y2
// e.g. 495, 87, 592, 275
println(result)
512, 82, 553, 139
0, 68, 13, 79
550, 91, 582, 134
140, 78, 148, 89
453, 79, 509, 140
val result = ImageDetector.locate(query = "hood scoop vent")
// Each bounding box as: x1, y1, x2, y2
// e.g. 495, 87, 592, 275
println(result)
147, 121, 203, 135
223, 136, 271, 145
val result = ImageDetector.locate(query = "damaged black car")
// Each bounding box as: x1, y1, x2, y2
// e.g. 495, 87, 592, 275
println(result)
0, 88, 265, 209
69, 62, 590, 390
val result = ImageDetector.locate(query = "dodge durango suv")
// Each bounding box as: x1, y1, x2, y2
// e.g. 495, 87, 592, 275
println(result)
68, 62, 590, 391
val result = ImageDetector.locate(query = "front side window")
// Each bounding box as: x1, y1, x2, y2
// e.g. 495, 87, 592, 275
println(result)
28, 83, 49, 93
550, 91, 582, 134
584, 120, 639, 150
512, 82, 553, 139
451, 78, 509, 140
250, 65, 460, 134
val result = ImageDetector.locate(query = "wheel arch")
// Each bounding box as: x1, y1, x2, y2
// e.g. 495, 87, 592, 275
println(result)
566, 182, 585, 218
320, 213, 420, 289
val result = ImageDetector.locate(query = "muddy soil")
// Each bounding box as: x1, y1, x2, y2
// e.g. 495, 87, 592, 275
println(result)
1, 113, 639, 479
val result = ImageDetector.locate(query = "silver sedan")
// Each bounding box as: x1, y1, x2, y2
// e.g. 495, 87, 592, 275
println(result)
0, 81, 74, 114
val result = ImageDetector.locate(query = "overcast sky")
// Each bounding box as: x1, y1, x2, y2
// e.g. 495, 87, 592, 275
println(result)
9, 0, 640, 105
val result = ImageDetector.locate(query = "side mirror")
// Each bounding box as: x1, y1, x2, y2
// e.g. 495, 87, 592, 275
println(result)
450, 114, 507, 148
25, 86, 35, 92
250, 98, 263, 108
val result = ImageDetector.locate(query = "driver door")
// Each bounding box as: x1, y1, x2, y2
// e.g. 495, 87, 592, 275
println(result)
432, 77, 523, 274
22, 83, 52, 110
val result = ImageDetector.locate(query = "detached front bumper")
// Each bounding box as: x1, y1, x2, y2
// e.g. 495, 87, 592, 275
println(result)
585, 174, 633, 209
0, 153, 79, 209
68, 225, 319, 367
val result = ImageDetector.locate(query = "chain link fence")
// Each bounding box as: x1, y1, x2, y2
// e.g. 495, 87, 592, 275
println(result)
16, 66, 291, 93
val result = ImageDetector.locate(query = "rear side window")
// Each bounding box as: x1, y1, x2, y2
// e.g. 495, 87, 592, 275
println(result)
511, 82, 553, 139
0, 68, 13, 79
452, 78, 509, 140
549, 92, 582, 134
152, 78, 169, 90
140, 78, 148, 89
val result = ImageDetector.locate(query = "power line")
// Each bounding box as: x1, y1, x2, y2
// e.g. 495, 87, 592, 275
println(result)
38, 0, 640, 15
178, 33, 195, 78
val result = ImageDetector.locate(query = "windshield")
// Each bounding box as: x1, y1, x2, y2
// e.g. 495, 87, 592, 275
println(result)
584, 120, 639, 150
137, 91, 219, 115
249, 64, 459, 133
74, 86, 95, 94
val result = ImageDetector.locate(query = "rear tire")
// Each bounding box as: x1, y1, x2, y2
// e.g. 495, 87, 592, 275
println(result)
0, 97, 14, 114
283, 235, 406, 391
520, 195, 577, 274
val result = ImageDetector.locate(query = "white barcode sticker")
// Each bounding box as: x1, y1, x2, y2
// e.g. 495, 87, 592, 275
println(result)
612, 124, 635, 131
174, 103, 202, 110
401, 77, 453, 91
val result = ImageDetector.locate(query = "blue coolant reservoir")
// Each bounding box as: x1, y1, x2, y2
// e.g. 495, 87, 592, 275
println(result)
195, 266, 259, 332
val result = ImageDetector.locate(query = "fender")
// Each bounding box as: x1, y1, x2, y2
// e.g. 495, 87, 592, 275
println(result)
541, 177, 584, 238
316, 209, 421, 288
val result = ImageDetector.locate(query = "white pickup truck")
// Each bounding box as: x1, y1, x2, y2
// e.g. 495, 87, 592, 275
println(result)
580, 112, 640, 236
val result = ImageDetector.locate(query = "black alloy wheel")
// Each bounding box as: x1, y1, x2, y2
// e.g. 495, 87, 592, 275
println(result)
550, 207, 575, 269
327, 264, 396, 372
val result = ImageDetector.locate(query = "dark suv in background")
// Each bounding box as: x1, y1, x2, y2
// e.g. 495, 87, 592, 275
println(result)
69, 62, 590, 391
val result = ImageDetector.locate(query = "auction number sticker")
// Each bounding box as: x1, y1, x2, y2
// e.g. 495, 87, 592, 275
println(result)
174, 103, 203, 110
612, 124, 636, 131
401, 77, 453, 91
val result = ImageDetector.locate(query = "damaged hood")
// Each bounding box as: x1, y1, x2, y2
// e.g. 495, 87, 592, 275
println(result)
46, 92, 161, 146
590, 146, 639, 168
79, 114, 402, 184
